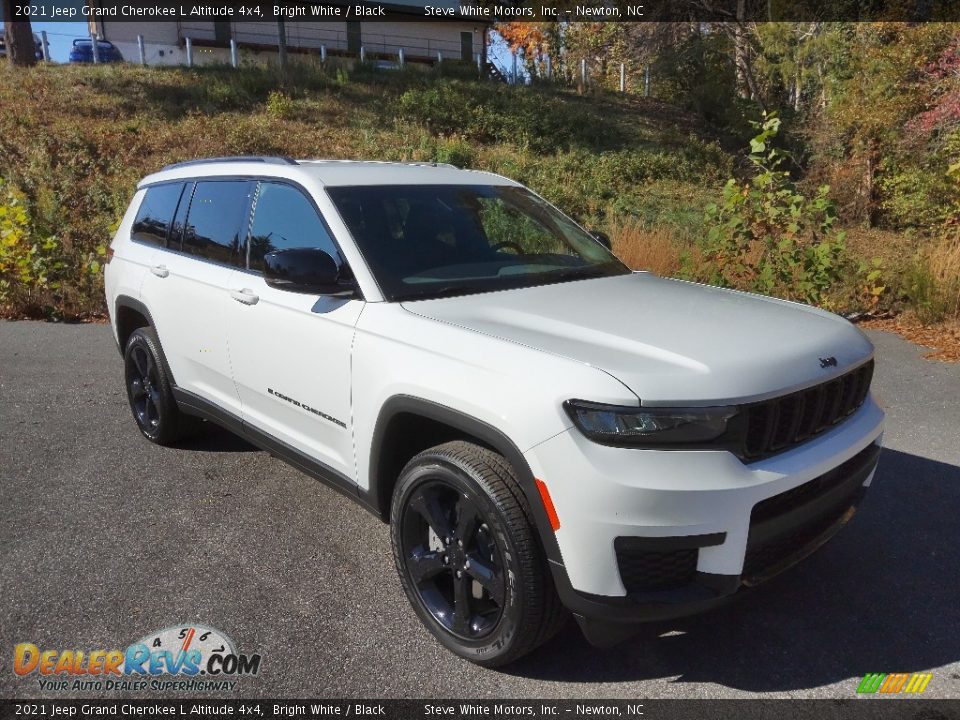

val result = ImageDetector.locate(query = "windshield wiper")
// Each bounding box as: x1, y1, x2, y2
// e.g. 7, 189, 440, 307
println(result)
397, 266, 614, 301
537, 266, 608, 283
397, 284, 489, 301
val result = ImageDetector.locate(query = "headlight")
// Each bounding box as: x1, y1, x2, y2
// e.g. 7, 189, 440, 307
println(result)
563, 400, 739, 447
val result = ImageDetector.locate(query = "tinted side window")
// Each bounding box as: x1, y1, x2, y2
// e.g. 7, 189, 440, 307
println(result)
248, 182, 339, 272
131, 183, 184, 247
182, 181, 252, 266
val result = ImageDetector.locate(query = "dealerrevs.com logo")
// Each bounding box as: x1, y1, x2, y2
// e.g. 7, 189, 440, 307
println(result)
13, 625, 261, 692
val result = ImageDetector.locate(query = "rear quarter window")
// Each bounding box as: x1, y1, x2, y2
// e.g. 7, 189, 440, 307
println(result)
131, 183, 185, 247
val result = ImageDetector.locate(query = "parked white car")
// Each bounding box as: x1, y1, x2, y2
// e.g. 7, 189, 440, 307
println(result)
105, 157, 884, 666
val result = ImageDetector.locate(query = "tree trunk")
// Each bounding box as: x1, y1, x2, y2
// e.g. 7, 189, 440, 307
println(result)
865, 140, 878, 228
740, 48, 763, 106
793, 65, 802, 112
2, 0, 37, 68
733, 0, 750, 99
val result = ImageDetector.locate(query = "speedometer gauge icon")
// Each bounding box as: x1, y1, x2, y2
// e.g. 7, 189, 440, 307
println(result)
134, 624, 237, 673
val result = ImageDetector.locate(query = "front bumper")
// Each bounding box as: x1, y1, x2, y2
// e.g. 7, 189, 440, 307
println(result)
524, 395, 884, 638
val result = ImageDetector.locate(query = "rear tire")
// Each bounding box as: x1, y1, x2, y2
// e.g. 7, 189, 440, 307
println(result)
390, 440, 567, 667
123, 327, 191, 446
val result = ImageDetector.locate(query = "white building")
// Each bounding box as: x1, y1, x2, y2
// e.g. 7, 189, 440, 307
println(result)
85, 1, 491, 67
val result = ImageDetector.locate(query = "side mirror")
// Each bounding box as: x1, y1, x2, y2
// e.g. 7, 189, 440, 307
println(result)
591, 231, 612, 251
263, 248, 355, 296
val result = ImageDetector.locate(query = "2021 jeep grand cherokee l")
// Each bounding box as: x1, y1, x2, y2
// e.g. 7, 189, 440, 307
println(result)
105, 156, 884, 666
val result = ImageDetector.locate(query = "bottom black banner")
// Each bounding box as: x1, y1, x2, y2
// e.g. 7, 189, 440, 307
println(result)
1, 699, 959, 720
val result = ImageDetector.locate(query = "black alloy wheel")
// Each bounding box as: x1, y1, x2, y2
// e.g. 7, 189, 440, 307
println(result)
390, 441, 567, 666
401, 480, 507, 639
128, 343, 162, 435
123, 326, 191, 445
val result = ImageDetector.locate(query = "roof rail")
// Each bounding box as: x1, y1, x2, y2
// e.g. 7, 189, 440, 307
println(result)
161, 156, 299, 171
296, 159, 458, 170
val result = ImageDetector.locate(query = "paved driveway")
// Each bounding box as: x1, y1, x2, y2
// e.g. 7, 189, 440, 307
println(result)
1, 321, 957, 699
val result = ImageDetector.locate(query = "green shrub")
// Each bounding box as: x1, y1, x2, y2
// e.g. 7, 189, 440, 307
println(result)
398, 85, 462, 136
688, 113, 880, 311
266, 90, 296, 119
651, 31, 752, 137
877, 163, 956, 231
397, 81, 616, 153
206, 79, 255, 109
0, 178, 63, 315
433, 138, 475, 168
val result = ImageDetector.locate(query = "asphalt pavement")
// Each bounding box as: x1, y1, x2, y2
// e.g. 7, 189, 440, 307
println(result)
1, 321, 958, 699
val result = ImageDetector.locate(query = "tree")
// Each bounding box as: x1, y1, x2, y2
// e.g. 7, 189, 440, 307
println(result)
495, 22, 559, 79
2, 0, 37, 67
811, 24, 957, 227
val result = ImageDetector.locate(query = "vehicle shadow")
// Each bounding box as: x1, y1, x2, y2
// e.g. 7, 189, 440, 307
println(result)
506, 448, 960, 692
173, 420, 258, 453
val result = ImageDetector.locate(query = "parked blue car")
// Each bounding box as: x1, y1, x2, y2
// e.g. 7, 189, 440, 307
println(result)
69, 39, 124, 64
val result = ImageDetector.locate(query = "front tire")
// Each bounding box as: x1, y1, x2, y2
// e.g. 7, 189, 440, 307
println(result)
390, 441, 566, 666
123, 326, 191, 446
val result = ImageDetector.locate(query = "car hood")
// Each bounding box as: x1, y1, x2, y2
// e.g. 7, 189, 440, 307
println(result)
401, 272, 874, 405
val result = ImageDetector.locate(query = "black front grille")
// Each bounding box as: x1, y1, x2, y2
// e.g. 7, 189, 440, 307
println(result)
740, 360, 873, 461
614, 540, 698, 592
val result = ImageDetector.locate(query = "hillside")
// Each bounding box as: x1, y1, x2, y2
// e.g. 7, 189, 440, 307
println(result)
0, 62, 731, 318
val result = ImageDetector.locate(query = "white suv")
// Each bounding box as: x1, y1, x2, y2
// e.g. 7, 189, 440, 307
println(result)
105, 157, 884, 666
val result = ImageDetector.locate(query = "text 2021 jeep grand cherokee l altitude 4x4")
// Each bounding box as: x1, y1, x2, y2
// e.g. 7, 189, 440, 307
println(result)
105, 156, 884, 666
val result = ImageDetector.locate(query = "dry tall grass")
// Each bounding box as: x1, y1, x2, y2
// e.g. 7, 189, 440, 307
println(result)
608, 219, 683, 276
925, 233, 960, 319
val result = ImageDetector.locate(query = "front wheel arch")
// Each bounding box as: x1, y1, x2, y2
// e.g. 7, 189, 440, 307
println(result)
369, 396, 564, 568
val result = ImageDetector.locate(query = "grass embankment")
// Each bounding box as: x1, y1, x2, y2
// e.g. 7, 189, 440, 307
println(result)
0, 62, 956, 358
0, 61, 727, 319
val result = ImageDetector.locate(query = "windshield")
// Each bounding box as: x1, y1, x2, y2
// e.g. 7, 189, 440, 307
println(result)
326, 184, 629, 301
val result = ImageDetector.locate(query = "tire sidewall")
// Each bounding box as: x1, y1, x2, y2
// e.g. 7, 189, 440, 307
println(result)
123, 328, 174, 443
391, 456, 526, 665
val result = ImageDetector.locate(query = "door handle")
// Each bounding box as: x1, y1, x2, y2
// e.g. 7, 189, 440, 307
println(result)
230, 288, 260, 306
150, 264, 169, 278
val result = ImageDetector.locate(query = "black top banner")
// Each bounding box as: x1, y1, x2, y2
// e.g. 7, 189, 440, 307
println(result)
7, 0, 960, 23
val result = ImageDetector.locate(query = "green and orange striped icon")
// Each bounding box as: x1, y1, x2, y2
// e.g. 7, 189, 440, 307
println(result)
857, 672, 933, 694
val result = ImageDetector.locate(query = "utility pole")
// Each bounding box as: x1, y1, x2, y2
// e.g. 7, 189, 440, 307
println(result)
277, 19, 288, 69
